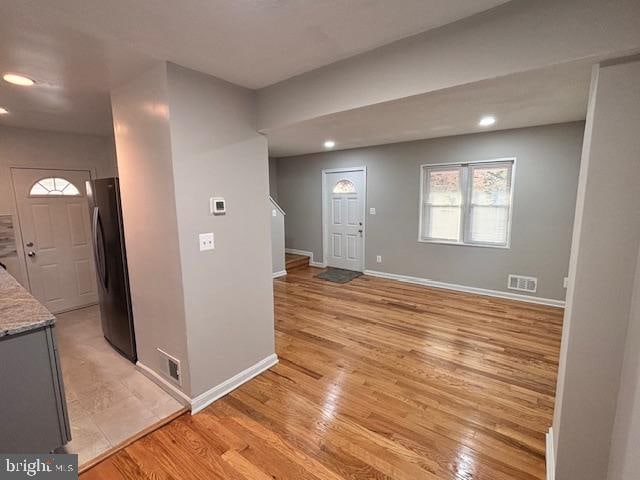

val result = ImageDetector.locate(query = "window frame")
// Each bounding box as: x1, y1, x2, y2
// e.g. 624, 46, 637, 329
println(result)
420, 164, 464, 243
29, 177, 83, 197
332, 179, 358, 194
418, 158, 516, 249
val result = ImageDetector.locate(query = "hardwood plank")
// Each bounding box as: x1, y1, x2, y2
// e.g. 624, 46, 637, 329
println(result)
78, 407, 189, 474
82, 266, 563, 479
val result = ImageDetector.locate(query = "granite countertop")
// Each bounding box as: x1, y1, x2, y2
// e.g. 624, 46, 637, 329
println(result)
0, 268, 55, 337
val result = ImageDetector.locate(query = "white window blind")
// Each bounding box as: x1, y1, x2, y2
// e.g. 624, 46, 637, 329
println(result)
422, 167, 462, 241
420, 159, 514, 247
467, 163, 512, 245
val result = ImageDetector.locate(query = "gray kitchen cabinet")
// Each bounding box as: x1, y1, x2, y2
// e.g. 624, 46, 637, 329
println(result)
0, 325, 71, 453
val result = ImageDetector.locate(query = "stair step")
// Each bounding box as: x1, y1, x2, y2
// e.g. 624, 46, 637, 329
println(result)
286, 253, 310, 270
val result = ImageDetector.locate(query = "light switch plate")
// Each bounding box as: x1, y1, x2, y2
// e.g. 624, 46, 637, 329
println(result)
369, 207, 376, 215
272, 209, 277, 217
199, 232, 214, 251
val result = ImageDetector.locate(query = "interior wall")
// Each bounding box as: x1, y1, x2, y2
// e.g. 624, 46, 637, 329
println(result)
110, 63, 192, 396
552, 59, 640, 480
165, 63, 275, 397
270, 199, 285, 275
608, 243, 640, 480
0, 125, 117, 287
268, 157, 278, 201
275, 122, 583, 301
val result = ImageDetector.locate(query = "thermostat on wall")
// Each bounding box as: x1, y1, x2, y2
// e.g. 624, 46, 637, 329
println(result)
210, 197, 226, 215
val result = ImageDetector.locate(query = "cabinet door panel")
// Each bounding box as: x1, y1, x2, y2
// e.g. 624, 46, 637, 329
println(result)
0, 328, 66, 452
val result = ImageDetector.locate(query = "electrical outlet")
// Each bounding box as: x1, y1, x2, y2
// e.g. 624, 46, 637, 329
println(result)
376, 255, 382, 263
369, 207, 377, 215
199, 232, 214, 251
563, 277, 568, 288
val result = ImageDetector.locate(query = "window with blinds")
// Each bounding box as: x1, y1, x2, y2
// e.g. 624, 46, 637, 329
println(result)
419, 159, 514, 247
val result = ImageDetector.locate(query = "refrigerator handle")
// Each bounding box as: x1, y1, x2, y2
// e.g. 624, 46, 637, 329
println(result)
92, 206, 108, 290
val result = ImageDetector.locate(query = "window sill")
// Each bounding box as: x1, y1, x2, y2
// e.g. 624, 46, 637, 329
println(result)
418, 238, 510, 250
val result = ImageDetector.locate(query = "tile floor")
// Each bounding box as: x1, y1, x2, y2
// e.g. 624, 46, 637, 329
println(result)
54, 305, 184, 466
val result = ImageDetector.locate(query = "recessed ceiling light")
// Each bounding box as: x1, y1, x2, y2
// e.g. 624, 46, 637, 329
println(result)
324, 140, 336, 149
0, 107, 8, 115
3, 73, 35, 86
479, 116, 496, 127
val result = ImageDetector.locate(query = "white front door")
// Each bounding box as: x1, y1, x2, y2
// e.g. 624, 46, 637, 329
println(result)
11, 168, 98, 313
324, 169, 365, 271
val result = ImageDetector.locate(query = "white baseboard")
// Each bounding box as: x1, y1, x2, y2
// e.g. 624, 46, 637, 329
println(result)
136, 361, 191, 406
285, 248, 326, 268
138, 354, 279, 415
546, 427, 555, 480
363, 269, 565, 308
273, 269, 287, 278
190, 353, 279, 414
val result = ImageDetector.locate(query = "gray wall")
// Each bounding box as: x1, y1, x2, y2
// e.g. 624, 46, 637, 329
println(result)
166, 63, 275, 397
552, 59, 640, 480
269, 159, 285, 275
268, 157, 278, 201
0, 126, 117, 288
270, 199, 285, 275
275, 122, 583, 301
609, 244, 640, 480
111, 63, 193, 396
112, 62, 276, 400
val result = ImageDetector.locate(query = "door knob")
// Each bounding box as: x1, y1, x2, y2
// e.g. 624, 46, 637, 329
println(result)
27, 251, 36, 257
26, 241, 33, 247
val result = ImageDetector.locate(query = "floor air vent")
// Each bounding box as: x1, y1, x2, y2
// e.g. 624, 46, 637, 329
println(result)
158, 348, 182, 385
508, 274, 538, 293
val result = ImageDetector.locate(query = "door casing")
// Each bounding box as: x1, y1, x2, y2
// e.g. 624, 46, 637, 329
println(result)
10, 167, 98, 312
321, 166, 367, 272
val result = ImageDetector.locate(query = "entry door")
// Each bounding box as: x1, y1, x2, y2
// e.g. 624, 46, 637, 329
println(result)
12, 168, 98, 313
325, 169, 365, 271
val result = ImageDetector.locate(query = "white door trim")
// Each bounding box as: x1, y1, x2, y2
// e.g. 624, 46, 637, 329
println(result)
9, 166, 96, 292
321, 166, 367, 271
10, 167, 95, 308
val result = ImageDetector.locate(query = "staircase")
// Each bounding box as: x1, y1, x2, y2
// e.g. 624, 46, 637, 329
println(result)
285, 253, 310, 271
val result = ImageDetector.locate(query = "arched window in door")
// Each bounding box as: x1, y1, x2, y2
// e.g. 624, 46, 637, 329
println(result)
29, 177, 81, 196
332, 179, 357, 194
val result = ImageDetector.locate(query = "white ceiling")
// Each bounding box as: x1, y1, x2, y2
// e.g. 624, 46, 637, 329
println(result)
0, 0, 509, 135
265, 62, 592, 157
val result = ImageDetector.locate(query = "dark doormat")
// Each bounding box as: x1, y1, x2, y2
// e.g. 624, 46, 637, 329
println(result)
316, 268, 363, 284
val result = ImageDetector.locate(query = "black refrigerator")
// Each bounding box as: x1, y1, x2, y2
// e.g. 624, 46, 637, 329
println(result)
87, 177, 137, 363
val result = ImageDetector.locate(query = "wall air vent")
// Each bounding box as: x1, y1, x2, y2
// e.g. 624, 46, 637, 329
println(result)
508, 274, 538, 293
157, 348, 182, 385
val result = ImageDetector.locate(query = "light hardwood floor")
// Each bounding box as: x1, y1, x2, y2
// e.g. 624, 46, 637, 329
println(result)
81, 266, 563, 479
